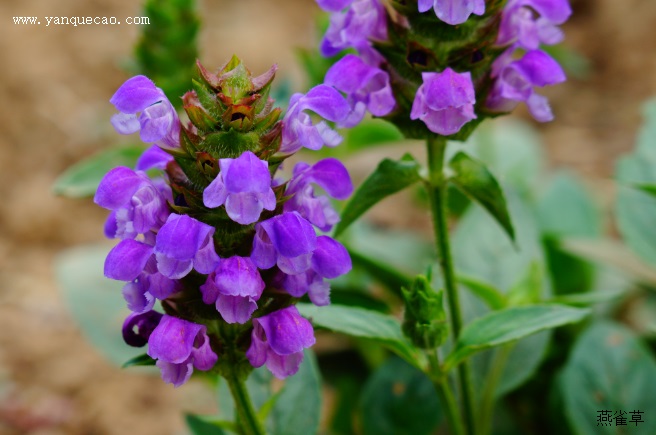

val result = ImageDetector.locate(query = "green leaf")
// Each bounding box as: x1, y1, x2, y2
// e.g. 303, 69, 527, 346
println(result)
297, 303, 421, 367
633, 182, 656, 197
52, 145, 146, 198
270, 350, 322, 435
548, 290, 623, 306
334, 154, 422, 238
457, 274, 506, 310
448, 151, 515, 242
122, 353, 155, 368
360, 358, 441, 435
559, 322, 656, 435
615, 99, 656, 266
444, 305, 590, 370
185, 414, 229, 435
55, 244, 142, 366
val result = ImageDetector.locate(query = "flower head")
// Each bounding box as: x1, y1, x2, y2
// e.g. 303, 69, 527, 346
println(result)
200, 256, 265, 324
203, 151, 276, 225
497, 0, 572, 49
147, 315, 218, 387
110, 75, 180, 148
486, 49, 566, 122
284, 159, 353, 232
280, 85, 350, 154
154, 214, 220, 279
324, 54, 396, 127
246, 306, 315, 378
418, 0, 486, 26
411, 68, 477, 136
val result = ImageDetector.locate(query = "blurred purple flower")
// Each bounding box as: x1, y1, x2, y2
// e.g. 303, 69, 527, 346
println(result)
280, 85, 350, 154
411, 68, 477, 135
319, 0, 387, 57
324, 54, 396, 127
154, 214, 220, 279
95, 166, 171, 239
203, 151, 276, 225
418, 0, 485, 25
148, 315, 218, 387
284, 159, 353, 232
110, 75, 180, 147
122, 311, 163, 347
200, 256, 265, 324
497, 0, 572, 49
486, 49, 566, 122
246, 306, 315, 378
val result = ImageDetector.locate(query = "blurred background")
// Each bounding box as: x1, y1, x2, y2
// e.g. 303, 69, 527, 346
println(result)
1, 0, 656, 433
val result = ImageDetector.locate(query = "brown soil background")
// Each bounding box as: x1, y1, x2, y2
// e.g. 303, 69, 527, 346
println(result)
1, 0, 655, 433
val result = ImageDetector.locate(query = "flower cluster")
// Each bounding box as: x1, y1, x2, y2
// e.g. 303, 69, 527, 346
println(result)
315, 0, 571, 137
99, 58, 353, 386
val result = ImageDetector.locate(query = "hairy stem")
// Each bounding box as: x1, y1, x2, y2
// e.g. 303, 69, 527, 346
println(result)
428, 351, 466, 435
426, 136, 477, 435
225, 370, 265, 435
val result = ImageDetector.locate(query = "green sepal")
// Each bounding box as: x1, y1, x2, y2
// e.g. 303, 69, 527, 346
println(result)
122, 353, 156, 368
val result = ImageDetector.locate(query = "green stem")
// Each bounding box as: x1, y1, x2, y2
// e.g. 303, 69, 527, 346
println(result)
427, 352, 466, 435
426, 136, 477, 435
225, 369, 265, 435
479, 345, 513, 435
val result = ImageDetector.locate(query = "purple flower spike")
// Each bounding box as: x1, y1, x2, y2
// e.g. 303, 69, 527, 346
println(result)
280, 85, 351, 154
320, 0, 388, 58
278, 235, 352, 306
147, 315, 218, 387
203, 151, 276, 225
497, 0, 572, 49
110, 75, 180, 147
284, 159, 353, 231
486, 49, 566, 122
154, 214, 220, 279
95, 166, 171, 239
122, 311, 163, 347
246, 306, 316, 379
411, 68, 477, 136
200, 257, 265, 324
251, 212, 317, 275
418, 0, 485, 25
324, 54, 396, 127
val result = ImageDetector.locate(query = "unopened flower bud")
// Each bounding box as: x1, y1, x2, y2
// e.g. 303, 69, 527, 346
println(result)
401, 275, 448, 349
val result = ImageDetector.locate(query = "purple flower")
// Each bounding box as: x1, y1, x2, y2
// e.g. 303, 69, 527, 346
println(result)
246, 306, 315, 378
251, 212, 317, 275
280, 85, 351, 154
486, 49, 566, 122
410, 68, 477, 136
136, 145, 174, 171
95, 166, 171, 239
110, 75, 180, 147
122, 311, 163, 347
203, 151, 276, 225
200, 256, 265, 324
418, 0, 485, 25
324, 54, 396, 127
154, 214, 220, 279
497, 0, 572, 49
104, 239, 155, 281
122, 259, 180, 313
319, 0, 387, 57
147, 315, 218, 387
278, 236, 352, 306
284, 159, 353, 231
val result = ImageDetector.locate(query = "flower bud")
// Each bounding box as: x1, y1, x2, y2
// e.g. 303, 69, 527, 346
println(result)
401, 275, 448, 349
